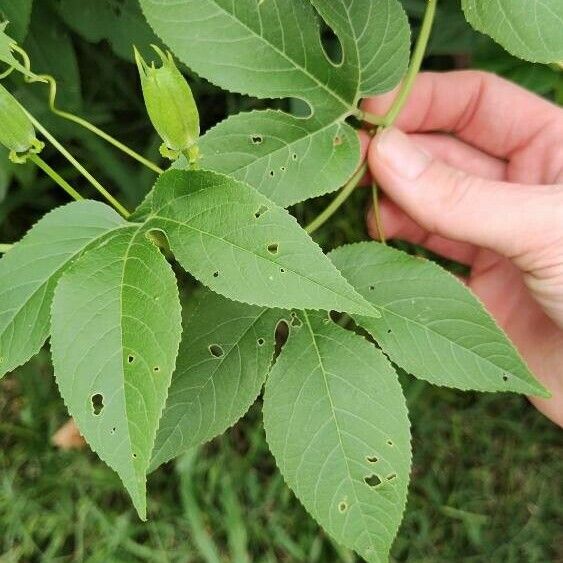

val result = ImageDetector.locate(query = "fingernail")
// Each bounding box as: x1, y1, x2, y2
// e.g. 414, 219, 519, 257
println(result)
376, 127, 431, 179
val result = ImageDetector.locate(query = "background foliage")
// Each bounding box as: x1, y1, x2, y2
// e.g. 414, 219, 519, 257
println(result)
0, 0, 562, 561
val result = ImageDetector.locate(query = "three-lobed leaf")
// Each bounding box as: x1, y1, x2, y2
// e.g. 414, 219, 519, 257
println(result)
50, 226, 182, 519
141, 0, 410, 206
145, 169, 380, 317
330, 242, 548, 397
264, 310, 411, 563
150, 290, 283, 470
0, 200, 124, 379
462, 0, 563, 64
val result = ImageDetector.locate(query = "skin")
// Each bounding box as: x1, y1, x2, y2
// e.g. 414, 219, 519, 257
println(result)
361, 71, 563, 427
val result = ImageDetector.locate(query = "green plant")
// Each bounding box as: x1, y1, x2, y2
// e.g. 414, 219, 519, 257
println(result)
0, 1, 561, 561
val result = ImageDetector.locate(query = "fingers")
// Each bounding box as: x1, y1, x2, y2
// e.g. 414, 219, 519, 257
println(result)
358, 127, 506, 188
368, 127, 563, 262
366, 198, 478, 265
410, 134, 506, 181
363, 71, 561, 160
364, 131, 505, 264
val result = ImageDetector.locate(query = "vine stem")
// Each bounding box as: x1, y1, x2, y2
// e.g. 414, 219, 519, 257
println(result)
306, 0, 438, 236
305, 162, 367, 234
355, 110, 386, 126
27, 153, 83, 202
50, 100, 164, 175
12, 45, 164, 175
0, 244, 13, 253
371, 182, 386, 243
384, 0, 437, 127
24, 109, 131, 218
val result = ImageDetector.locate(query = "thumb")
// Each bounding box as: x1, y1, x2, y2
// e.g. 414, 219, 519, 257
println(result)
368, 127, 561, 261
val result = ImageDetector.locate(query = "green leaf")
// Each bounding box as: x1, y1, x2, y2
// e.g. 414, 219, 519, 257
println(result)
462, 0, 563, 63
0, 200, 124, 380
56, 0, 161, 61
150, 290, 283, 470
146, 169, 380, 317
141, 0, 409, 205
50, 226, 182, 519
197, 110, 360, 208
330, 242, 549, 397
0, 0, 33, 43
310, 0, 410, 97
263, 310, 411, 563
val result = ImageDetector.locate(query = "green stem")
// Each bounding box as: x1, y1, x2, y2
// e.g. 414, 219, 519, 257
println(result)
0, 244, 13, 253
371, 182, 386, 244
384, 0, 437, 126
302, 0, 438, 236
28, 153, 83, 202
53, 105, 164, 174
11, 45, 163, 175
355, 110, 387, 126
358, 0, 438, 128
305, 162, 367, 235
24, 109, 131, 218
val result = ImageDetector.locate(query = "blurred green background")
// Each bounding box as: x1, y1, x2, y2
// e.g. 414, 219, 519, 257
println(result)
0, 0, 562, 561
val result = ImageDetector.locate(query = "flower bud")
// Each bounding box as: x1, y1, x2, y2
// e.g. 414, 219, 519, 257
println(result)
135, 45, 199, 162
0, 82, 43, 161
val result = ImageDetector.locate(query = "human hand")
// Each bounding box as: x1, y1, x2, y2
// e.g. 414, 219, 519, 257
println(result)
363, 71, 563, 427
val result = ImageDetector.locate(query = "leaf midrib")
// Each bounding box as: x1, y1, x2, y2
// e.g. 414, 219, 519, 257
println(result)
206, 0, 354, 113
203, 114, 346, 176
152, 307, 271, 465
152, 213, 373, 315
370, 297, 532, 387
303, 312, 378, 553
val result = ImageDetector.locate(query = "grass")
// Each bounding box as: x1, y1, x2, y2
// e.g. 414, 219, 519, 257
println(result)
1, 342, 562, 562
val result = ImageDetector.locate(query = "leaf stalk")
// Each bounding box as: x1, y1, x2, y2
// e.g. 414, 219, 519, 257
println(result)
24, 108, 131, 218
27, 153, 83, 202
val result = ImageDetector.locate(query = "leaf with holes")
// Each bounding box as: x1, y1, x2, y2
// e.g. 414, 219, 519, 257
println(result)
462, 0, 563, 63
150, 290, 284, 470
141, 0, 410, 205
50, 226, 182, 519
263, 310, 411, 562
330, 242, 548, 397
145, 169, 380, 317
0, 200, 125, 380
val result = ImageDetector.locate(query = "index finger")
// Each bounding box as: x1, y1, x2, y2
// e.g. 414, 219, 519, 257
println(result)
362, 70, 562, 159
